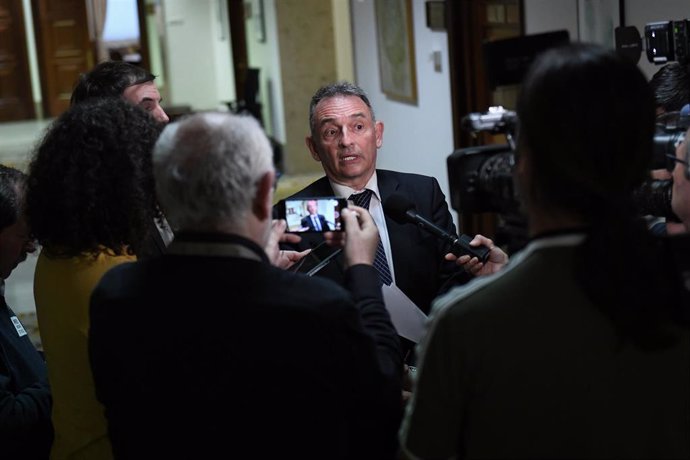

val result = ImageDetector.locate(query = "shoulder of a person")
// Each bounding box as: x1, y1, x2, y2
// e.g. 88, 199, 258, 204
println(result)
377, 169, 440, 195
272, 267, 354, 310
284, 176, 331, 200
93, 258, 149, 298
378, 168, 436, 183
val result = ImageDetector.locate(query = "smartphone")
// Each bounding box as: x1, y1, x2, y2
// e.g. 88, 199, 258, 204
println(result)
279, 197, 347, 233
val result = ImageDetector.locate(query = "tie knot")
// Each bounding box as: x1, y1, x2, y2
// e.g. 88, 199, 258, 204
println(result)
348, 189, 374, 209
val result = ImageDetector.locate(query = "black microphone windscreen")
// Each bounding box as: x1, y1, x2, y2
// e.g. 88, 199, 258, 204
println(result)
383, 194, 415, 224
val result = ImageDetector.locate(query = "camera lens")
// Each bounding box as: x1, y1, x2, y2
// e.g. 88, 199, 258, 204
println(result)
653, 128, 685, 170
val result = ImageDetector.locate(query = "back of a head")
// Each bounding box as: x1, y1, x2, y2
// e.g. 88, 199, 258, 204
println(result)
0, 165, 26, 232
517, 43, 654, 214
153, 112, 273, 231
649, 61, 690, 112
70, 61, 155, 105
517, 43, 684, 349
26, 97, 162, 257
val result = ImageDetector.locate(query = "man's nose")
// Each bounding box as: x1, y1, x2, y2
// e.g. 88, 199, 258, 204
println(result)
153, 106, 170, 124
339, 127, 353, 146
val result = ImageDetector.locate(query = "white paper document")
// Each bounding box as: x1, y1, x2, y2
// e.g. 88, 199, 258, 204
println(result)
382, 284, 427, 343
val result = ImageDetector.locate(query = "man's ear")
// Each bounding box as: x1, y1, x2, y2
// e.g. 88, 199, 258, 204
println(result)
252, 171, 274, 221
374, 121, 384, 148
306, 136, 322, 162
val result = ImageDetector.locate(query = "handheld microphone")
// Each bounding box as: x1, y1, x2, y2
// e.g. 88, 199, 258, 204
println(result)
383, 194, 491, 263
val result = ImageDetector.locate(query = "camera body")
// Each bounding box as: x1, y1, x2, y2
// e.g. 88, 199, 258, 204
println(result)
653, 109, 690, 173
450, 106, 690, 231
645, 20, 690, 65
449, 107, 519, 216
447, 143, 518, 216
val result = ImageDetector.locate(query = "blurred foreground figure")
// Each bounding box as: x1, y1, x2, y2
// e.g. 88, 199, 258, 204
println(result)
401, 43, 690, 459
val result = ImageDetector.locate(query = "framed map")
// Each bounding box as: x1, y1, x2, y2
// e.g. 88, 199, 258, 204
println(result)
375, 0, 418, 104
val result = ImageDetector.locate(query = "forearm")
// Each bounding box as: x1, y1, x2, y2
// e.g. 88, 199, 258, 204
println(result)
344, 264, 403, 376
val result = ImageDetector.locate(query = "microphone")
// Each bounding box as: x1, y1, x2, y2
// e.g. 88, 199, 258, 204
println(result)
383, 194, 491, 263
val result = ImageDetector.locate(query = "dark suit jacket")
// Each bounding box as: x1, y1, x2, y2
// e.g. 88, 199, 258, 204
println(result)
89, 234, 402, 460
301, 213, 330, 231
279, 170, 468, 315
0, 297, 53, 459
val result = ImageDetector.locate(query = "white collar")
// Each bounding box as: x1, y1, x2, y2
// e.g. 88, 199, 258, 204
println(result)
329, 171, 381, 201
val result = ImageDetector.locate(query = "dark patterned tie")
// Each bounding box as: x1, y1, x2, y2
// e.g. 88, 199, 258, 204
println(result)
348, 189, 393, 285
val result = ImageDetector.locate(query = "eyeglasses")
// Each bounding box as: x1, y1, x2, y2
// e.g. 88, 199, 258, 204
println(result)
666, 153, 690, 168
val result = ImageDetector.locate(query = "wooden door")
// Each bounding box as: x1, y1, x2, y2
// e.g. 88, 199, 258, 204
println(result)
32, 0, 91, 117
227, 0, 248, 103
0, 0, 35, 121
447, 0, 523, 241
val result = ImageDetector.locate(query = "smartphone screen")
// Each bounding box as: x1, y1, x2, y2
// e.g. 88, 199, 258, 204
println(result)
281, 197, 347, 233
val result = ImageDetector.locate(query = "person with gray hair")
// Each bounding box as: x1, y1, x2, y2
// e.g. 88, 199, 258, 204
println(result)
88, 112, 404, 459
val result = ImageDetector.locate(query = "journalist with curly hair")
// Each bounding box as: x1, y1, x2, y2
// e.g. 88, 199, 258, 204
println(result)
24, 97, 163, 460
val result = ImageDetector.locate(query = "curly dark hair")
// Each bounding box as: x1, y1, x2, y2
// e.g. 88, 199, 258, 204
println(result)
25, 97, 163, 258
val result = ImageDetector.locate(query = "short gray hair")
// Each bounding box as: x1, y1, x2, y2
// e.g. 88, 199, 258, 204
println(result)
308, 81, 375, 135
153, 112, 273, 231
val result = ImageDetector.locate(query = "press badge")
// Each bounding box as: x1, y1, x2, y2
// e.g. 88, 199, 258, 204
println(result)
10, 316, 27, 337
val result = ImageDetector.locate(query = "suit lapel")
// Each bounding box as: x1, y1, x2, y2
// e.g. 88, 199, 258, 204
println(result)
305, 176, 334, 196
376, 170, 410, 292
376, 170, 400, 203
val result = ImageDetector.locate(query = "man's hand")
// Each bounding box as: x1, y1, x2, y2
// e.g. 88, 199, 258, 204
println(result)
445, 234, 508, 277
402, 364, 416, 405
329, 205, 379, 268
265, 219, 310, 269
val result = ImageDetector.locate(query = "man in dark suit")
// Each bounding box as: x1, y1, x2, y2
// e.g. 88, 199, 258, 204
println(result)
281, 82, 496, 323
88, 112, 403, 459
300, 199, 331, 231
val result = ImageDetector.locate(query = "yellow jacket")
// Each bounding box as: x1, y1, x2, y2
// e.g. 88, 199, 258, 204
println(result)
34, 249, 135, 460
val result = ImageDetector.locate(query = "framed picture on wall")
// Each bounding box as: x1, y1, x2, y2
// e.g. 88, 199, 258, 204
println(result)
374, 0, 418, 105
255, 0, 266, 43
577, 0, 622, 49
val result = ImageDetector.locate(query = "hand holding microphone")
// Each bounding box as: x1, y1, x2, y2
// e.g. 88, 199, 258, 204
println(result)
448, 234, 508, 277
383, 195, 507, 266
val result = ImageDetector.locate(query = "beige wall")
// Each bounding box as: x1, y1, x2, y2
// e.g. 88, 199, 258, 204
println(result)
275, 0, 337, 174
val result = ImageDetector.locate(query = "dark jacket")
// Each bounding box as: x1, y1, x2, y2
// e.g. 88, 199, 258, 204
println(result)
89, 234, 403, 459
0, 296, 53, 459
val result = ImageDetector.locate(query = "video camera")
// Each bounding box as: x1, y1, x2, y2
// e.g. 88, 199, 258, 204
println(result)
449, 106, 519, 216
447, 107, 525, 252
448, 106, 690, 235
616, 19, 690, 65
637, 107, 690, 221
